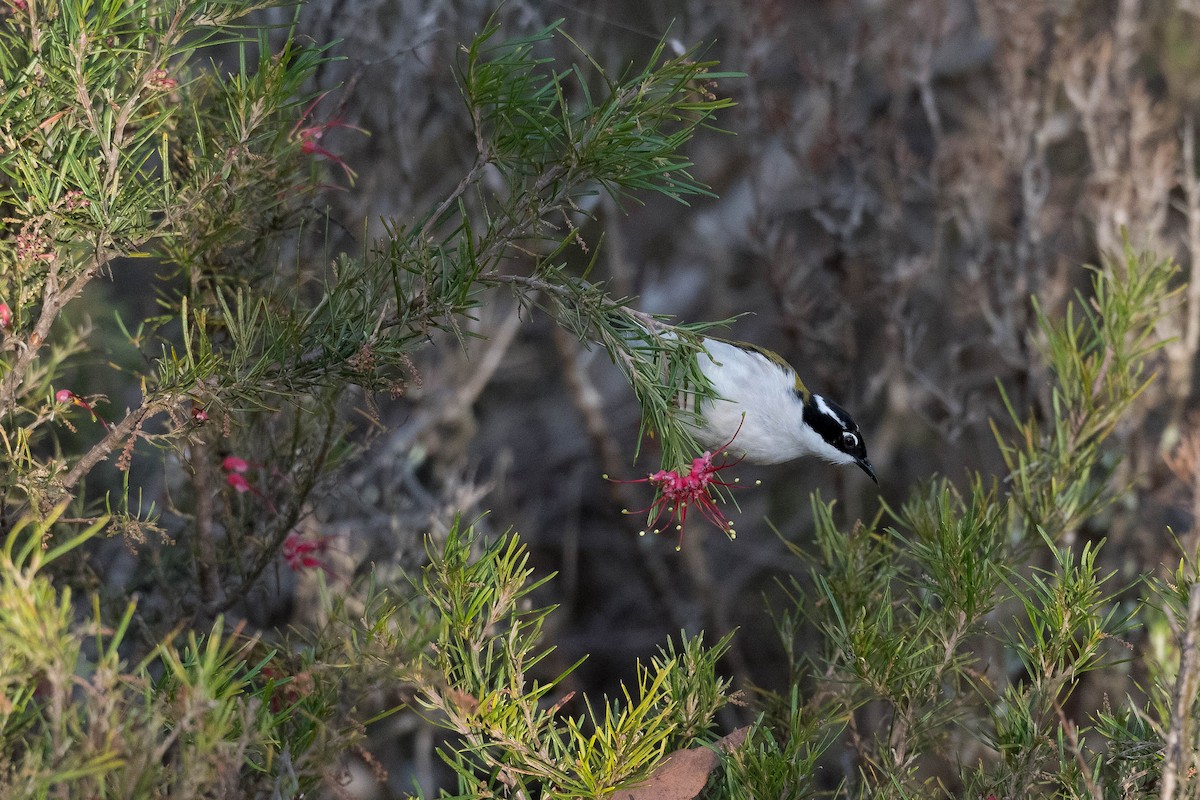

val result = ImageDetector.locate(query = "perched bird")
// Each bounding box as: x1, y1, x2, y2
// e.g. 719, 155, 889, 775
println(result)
687, 337, 876, 483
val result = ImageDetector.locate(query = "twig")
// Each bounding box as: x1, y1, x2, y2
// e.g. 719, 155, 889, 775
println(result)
1053, 697, 1102, 800
60, 402, 160, 491
550, 325, 626, 490
1177, 117, 1200, 408
0, 254, 101, 415
1161, 580, 1200, 800
191, 438, 220, 607
389, 303, 523, 458
418, 157, 489, 243
480, 272, 672, 336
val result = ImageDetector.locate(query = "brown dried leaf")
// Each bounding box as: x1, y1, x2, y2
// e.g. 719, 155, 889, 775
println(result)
614, 726, 750, 800
448, 688, 479, 715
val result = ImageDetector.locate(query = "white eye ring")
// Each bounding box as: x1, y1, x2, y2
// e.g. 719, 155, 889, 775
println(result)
842, 432, 859, 449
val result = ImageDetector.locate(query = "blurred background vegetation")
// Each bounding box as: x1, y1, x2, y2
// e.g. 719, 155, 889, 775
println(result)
271, 1, 1200, 794
9, 0, 1200, 797
288, 0, 1198, 747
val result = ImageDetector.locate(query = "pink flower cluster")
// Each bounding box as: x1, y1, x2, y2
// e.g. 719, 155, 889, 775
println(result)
613, 426, 748, 550
290, 92, 363, 180
221, 455, 275, 512
282, 531, 332, 575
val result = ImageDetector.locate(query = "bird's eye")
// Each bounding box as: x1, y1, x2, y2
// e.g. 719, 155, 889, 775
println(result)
842, 432, 859, 449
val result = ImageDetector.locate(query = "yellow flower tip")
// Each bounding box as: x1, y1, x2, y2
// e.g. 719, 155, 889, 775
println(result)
733, 477, 740, 483
729, 532, 737, 540
621, 508, 630, 514
675, 544, 683, 552
676, 524, 683, 531
639, 530, 647, 536
602, 473, 609, 480
754, 479, 762, 486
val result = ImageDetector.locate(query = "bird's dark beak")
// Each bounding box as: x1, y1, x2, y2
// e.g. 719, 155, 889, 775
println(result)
856, 458, 877, 485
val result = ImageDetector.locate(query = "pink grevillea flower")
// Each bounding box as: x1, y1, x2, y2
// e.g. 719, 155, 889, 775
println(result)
282, 531, 333, 575
289, 92, 364, 180
225, 472, 252, 493
0, 302, 10, 329
222, 454, 275, 512
222, 455, 250, 473
610, 427, 749, 550
55, 388, 112, 431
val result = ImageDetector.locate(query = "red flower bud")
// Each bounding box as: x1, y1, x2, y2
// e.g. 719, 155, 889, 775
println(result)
226, 472, 252, 493
222, 455, 249, 473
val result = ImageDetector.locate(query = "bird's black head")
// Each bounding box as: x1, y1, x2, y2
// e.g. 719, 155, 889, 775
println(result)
802, 393, 877, 483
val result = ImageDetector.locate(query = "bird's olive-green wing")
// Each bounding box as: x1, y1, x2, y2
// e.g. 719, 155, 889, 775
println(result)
709, 335, 810, 400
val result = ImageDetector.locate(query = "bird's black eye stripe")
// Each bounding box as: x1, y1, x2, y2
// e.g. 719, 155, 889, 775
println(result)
802, 398, 845, 442
804, 395, 867, 456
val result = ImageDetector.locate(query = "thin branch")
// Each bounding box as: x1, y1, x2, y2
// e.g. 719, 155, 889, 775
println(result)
0, 251, 105, 415
191, 438, 220, 607
1178, 117, 1200, 403
206, 405, 338, 618
418, 157, 489, 243
1161, 580, 1200, 800
1054, 697, 1103, 800
550, 325, 625, 489
60, 401, 161, 491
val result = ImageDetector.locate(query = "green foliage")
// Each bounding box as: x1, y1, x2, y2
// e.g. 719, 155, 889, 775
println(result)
0, 5, 746, 795
8, 2, 1200, 799
718, 689, 838, 800
450, 16, 743, 468
747, 247, 1192, 798
0, 507, 354, 797
462, 18, 731, 203
0, 0, 328, 527
0, 508, 737, 799
995, 237, 1180, 538
0, 0, 738, 608
412, 518, 732, 799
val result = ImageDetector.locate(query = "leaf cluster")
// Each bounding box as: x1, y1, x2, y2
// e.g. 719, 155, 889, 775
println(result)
753, 246, 1187, 798
995, 235, 1180, 539
0, 506, 390, 797
412, 518, 733, 799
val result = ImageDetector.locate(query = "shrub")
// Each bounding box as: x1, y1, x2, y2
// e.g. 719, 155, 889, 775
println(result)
3, 2, 1200, 799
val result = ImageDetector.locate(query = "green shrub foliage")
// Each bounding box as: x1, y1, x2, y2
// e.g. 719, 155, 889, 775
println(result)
2, 2, 1200, 799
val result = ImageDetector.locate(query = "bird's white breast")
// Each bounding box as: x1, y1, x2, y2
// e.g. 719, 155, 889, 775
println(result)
689, 339, 838, 465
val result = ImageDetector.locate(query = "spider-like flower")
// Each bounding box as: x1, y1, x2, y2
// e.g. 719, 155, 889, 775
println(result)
611, 427, 748, 550
281, 531, 341, 581
289, 92, 364, 181
55, 388, 111, 431
221, 454, 275, 513
282, 531, 329, 572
